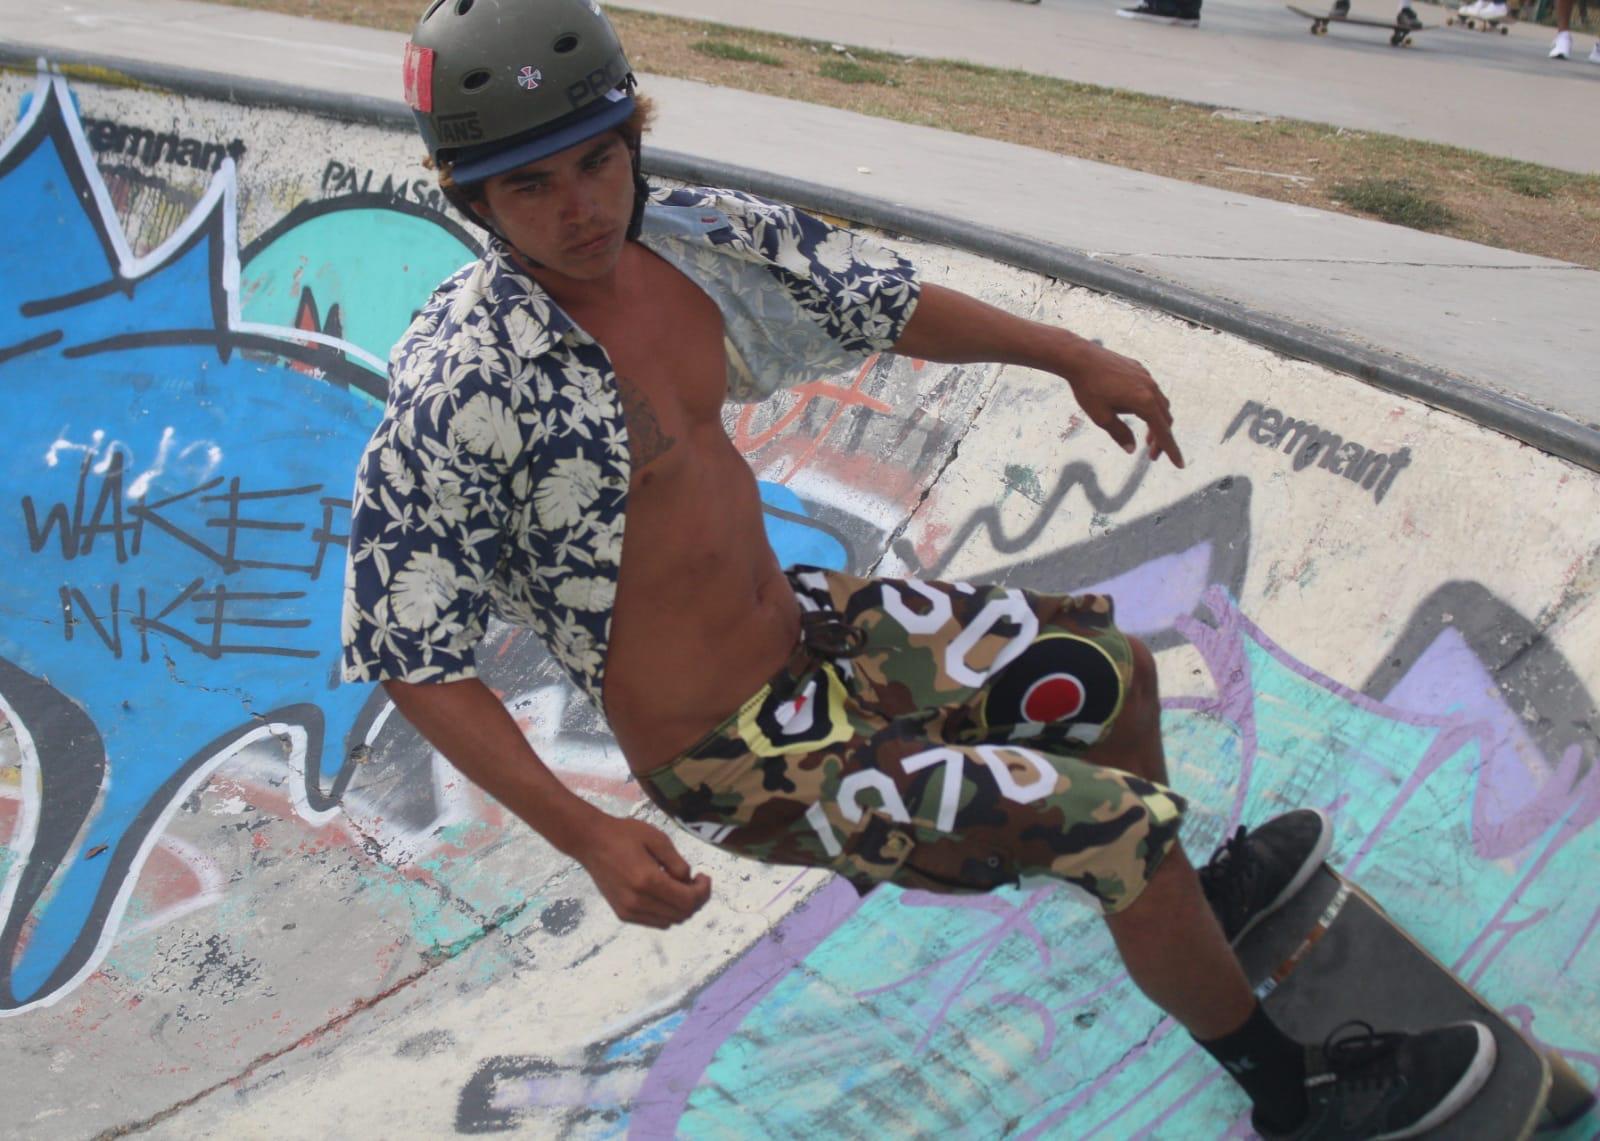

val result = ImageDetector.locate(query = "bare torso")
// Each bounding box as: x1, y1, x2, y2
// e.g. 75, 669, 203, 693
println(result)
559, 242, 801, 772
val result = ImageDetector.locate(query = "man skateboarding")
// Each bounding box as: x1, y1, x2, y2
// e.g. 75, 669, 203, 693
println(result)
342, 0, 1495, 1134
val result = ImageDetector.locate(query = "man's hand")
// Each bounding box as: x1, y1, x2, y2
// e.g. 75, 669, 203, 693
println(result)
381, 679, 711, 931
892, 282, 1185, 468
1065, 341, 1185, 469
574, 816, 713, 929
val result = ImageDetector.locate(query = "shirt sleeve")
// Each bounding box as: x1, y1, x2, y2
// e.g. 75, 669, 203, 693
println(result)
340, 396, 510, 685
744, 194, 922, 354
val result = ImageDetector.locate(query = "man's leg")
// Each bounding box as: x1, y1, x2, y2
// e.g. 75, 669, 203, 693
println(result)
1078, 637, 1256, 1037
1074, 635, 1502, 1140
1551, 0, 1574, 57
1107, 845, 1254, 1038
1072, 636, 1311, 1132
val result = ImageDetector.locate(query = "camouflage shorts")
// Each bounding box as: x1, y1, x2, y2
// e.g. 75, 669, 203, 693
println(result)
638, 567, 1187, 914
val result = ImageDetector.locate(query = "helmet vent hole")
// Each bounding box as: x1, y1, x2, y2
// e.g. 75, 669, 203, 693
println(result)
423, 0, 448, 18
455, 0, 474, 14
462, 68, 492, 91
553, 33, 580, 52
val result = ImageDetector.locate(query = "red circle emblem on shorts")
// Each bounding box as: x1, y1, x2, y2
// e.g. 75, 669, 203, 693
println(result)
1021, 673, 1086, 722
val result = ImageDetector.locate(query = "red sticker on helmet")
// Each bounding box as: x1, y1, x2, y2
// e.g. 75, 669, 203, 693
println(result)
402, 43, 435, 113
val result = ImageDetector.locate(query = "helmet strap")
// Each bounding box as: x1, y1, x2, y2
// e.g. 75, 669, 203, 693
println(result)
627, 138, 648, 241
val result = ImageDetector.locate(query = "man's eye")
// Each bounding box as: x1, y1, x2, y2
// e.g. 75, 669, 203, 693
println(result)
585, 151, 613, 171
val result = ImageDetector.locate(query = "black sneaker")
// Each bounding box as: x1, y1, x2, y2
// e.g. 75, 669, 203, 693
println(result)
1396, 6, 1422, 27
1258, 1020, 1497, 1140
1330, 0, 1351, 15
1199, 808, 1332, 944
1117, 0, 1202, 24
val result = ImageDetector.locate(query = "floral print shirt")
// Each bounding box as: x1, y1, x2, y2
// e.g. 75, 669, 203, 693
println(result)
340, 185, 921, 707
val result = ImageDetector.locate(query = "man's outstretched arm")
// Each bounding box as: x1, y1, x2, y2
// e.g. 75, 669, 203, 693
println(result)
893, 282, 1184, 468
382, 677, 711, 928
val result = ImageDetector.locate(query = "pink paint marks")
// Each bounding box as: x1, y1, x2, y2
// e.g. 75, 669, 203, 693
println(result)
732, 356, 894, 469
914, 519, 953, 570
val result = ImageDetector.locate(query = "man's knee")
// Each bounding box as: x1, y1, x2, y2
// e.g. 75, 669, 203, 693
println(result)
1124, 634, 1160, 715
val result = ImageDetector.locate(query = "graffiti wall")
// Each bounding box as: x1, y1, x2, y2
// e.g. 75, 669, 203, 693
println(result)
2, 64, 1597, 1139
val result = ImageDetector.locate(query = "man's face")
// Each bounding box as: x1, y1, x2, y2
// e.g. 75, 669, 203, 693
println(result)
471, 131, 635, 281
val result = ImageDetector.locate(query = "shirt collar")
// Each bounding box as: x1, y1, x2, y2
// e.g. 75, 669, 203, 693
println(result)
482, 237, 587, 350
479, 196, 736, 361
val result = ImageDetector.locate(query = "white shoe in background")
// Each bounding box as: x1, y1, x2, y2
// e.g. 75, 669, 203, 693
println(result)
1549, 29, 1572, 56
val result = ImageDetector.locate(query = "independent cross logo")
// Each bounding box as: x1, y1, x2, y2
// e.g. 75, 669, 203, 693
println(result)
518, 66, 543, 90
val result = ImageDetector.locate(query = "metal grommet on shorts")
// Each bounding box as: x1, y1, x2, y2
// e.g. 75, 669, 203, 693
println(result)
985, 855, 1002, 869
801, 609, 866, 658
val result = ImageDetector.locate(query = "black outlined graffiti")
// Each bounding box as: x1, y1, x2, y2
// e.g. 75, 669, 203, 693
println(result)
1223, 399, 1414, 505
895, 465, 1252, 653
79, 116, 247, 172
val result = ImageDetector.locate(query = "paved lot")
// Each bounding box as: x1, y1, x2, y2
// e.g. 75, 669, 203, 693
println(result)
628, 0, 1600, 173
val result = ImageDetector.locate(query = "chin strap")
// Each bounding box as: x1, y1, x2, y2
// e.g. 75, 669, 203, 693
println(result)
627, 139, 649, 241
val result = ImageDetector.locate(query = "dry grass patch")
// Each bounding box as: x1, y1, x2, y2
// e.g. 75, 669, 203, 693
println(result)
209, 0, 1600, 267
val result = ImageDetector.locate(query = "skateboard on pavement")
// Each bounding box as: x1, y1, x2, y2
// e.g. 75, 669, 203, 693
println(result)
1445, 7, 1513, 32
1287, 5, 1427, 45
1234, 864, 1596, 1138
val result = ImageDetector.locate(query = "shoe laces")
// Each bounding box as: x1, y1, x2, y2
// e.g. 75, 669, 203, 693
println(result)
1322, 1020, 1406, 1087
1199, 826, 1258, 924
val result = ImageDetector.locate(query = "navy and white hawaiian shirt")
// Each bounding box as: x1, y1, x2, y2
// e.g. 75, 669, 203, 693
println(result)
340, 185, 921, 707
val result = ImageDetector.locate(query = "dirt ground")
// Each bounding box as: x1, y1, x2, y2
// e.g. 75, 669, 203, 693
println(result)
219, 0, 1600, 268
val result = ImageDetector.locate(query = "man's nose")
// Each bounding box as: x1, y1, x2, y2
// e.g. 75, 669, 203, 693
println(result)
558, 183, 596, 226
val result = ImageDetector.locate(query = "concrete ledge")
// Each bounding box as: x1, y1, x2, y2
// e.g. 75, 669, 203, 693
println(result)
6, 38, 1597, 474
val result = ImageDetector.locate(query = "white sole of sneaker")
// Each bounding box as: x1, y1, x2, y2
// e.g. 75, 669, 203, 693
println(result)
1229, 807, 1334, 945
1115, 10, 1201, 23
1377, 1021, 1497, 1140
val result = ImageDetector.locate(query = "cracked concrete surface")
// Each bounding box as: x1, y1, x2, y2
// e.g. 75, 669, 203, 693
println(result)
1, 8, 1597, 1138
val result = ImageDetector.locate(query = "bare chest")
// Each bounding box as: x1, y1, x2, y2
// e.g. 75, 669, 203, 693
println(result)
579, 258, 729, 475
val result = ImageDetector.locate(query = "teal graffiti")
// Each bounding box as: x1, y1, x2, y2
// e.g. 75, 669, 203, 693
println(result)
239, 197, 478, 375
662, 591, 1598, 1137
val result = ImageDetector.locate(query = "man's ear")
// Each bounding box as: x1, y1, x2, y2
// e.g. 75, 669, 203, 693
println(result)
466, 193, 494, 228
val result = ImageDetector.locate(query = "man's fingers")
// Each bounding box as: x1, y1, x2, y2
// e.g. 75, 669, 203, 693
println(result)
1146, 422, 1182, 465
1098, 412, 1137, 454
643, 827, 693, 882
1149, 426, 1186, 468
615, 882, 696, 928
649, 866, 711, 916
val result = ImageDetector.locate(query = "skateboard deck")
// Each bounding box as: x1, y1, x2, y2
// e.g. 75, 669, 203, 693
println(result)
1445, 8, 1512, 31
1234, 864, 1596, 1139
1286, 5, 1426, 44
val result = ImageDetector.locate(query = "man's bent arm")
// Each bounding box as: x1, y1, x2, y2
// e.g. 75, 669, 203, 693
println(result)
384, 676, 602, 855
893, 282, 1184, 467
382, 677, 712, 927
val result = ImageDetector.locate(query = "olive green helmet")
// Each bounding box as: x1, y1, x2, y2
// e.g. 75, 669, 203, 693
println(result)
402, 0, 636, 186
